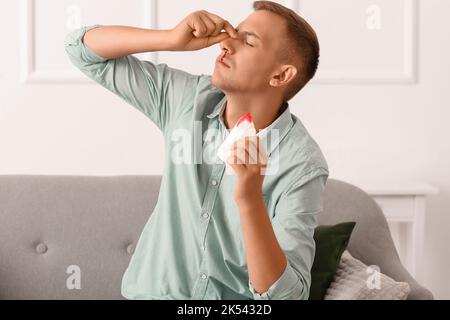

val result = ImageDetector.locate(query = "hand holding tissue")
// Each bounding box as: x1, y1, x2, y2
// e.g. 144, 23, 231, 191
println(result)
217, 113, 268, 175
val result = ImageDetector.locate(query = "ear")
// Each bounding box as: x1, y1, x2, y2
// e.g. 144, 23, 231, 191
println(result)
269, 65, 297, 88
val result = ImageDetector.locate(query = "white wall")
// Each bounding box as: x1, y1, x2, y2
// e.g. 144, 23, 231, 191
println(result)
0, 0, 449, 298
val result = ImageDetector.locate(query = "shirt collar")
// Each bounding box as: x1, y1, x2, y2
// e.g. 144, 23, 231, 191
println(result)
207, 96, 293, 158
206, 95, 227, 119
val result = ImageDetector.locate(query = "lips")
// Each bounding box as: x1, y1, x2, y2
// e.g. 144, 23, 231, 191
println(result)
216, 53, 231, 68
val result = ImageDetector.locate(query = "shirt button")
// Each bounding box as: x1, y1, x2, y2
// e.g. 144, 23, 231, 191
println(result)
36, 243, 48, 254
126, 244, 135, 255
202, 212, 210, 219
211, 179, 217, 186
201, 274, 207, 280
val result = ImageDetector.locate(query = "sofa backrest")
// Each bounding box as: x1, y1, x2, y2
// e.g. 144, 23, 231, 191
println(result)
0, 175, 432, 299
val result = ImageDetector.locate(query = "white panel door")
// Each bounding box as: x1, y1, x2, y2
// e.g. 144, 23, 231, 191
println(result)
21, 0, 155, 83
297, 0, 417, 83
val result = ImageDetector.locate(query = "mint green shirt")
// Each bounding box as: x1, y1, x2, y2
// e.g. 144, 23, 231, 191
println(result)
65, 25, 329, 300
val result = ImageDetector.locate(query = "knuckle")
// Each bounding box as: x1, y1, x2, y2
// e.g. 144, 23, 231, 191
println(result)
190, 11, 200, 18
207, 23, 216, 31
197, 25, 206, 33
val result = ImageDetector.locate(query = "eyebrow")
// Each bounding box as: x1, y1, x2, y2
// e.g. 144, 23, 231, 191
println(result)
235, 26, 262, 42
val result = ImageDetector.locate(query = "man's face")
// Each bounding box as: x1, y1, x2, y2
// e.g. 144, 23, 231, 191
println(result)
211, 10, 287, 94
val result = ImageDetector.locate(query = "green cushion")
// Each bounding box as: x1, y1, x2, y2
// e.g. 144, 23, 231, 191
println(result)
309, 221, 356, 300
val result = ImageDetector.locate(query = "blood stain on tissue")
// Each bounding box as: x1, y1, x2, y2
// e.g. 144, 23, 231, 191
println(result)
236, 112, 253, 126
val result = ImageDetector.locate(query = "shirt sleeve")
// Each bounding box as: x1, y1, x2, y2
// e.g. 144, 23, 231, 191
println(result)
64, 24, 201, 134
248, 168, 329, 300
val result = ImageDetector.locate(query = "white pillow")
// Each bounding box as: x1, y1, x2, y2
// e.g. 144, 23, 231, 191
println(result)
324, 250, 411, 300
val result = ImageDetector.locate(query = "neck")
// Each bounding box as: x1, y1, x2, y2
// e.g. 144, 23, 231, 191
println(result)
222, 94, 284, 132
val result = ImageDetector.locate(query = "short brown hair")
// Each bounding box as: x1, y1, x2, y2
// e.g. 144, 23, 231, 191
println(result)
253, 1, 320, 102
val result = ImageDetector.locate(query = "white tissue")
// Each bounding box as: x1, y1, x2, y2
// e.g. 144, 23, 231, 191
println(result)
217, 113, 257, 174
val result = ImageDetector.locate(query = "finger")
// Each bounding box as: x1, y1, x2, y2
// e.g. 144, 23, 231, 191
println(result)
249, 137, 268, 176
241, 136, 257, 165
231, 139, 250, 165
199, 12, 222, 36
232, 137, 267, 167
191, 15, 207, 37
202, 10, 223, 22
245, 138, 268, 177
206, 32, 230, 46
198, 12, 218, 36
227, 150, 246, 175
246, 137, 260, 165
248, 137, 268, 166
228, 145, 246, 166
230, 139, 245, 163
211, 19, 238, 39
231, 137, 258, 165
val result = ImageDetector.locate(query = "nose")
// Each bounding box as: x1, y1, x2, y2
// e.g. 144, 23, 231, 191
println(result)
220, 35, 241, 55
220, 43, 231, 55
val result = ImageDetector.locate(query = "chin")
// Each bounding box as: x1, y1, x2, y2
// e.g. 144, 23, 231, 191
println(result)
211, 73, 234, 93
211, 72, 224, 90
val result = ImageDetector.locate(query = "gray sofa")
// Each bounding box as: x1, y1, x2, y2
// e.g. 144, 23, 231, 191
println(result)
0, 175, 433, 299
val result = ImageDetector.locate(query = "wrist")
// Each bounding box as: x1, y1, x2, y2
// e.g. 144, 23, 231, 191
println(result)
164, 29, 178, 51
146, 28, 178, 52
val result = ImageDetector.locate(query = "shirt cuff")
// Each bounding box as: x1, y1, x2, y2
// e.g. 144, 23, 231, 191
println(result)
64, 24, 109, 64
248, 259, 304, 300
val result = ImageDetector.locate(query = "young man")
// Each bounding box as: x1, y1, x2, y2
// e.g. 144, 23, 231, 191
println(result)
64, 1, 329, 300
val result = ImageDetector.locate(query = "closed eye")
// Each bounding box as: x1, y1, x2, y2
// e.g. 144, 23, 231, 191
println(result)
236, 27, 255, 47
